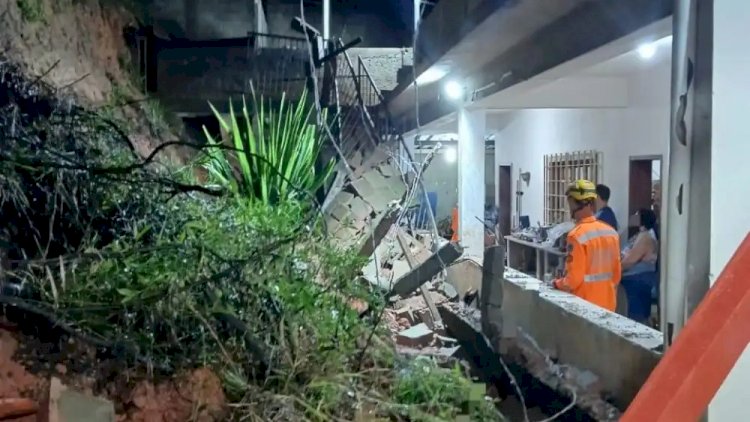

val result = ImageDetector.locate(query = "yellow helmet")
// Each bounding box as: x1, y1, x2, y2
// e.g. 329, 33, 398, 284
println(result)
566, 179, 597, 202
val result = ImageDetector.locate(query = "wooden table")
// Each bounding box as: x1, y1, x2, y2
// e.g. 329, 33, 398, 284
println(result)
504, 235, 566, 280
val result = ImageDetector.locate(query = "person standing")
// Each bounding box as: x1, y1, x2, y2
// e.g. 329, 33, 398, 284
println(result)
553, 180, 622, 312
595, 184, 619, 231
620, 208, 659, 324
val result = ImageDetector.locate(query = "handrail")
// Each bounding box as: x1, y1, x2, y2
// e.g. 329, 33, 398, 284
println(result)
340, 47, 380, 149
621, 232, 750, 421
357, 56, 386, 104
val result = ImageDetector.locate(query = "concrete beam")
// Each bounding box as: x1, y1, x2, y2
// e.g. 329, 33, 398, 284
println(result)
483, 77, 629, 110
393, 0, 672, 131
392, 0, 587, 116
389, 242, 463, 297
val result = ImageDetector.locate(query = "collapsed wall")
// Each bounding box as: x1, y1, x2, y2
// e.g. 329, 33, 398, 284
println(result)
324, 145, 407, 256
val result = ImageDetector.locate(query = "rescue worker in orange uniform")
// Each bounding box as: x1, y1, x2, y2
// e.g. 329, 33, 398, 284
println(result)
450, 206, 459, 242
553, 179, 622, 311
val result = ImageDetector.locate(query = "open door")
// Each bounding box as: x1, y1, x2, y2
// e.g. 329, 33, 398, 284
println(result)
498, 165, 512, 237
629, 157, 662, 238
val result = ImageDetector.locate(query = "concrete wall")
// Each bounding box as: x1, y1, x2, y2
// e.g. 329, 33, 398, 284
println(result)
708, 1, 750, 419
414, 150, 495, 221
493, 59, 670, 231
500, 270, 662, 409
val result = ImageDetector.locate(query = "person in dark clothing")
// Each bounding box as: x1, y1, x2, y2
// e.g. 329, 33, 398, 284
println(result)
620, 209, 659, 324
595, 184, 619, 231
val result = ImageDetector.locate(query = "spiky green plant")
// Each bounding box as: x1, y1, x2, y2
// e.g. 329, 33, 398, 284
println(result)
201, 90, 334, 205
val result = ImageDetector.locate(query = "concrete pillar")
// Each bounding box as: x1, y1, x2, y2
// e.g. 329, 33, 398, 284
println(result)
457, 108, 486, 261
662, 0, 713, 346
323, 0, 331, 40
708, 1, 750, 419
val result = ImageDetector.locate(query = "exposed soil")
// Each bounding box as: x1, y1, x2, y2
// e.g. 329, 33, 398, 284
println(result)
0, 329, 47, 422
0, 0, 189, 163
0, 324, 227, 421
0, 4, 234, 418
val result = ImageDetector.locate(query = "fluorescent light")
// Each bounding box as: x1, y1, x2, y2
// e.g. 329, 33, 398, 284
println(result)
637, 42, 657, 59
415, 67, 448, 85
444, 80, 463, 100
444, 147, 457, 163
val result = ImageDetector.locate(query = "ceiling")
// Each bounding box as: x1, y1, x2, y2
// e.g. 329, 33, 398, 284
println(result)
404, 25, 674, 139
582, 35, 672, 77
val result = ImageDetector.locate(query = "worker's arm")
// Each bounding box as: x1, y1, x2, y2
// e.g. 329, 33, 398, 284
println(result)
554, 236, 585, 292
621, 232, 649, 270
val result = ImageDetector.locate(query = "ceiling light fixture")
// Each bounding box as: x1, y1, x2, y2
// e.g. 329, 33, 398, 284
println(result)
637, 42, 657, 60
444, 146, 457, 163
444, 80, 463, 100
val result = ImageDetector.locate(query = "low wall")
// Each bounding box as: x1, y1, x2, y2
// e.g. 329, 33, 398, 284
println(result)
498, 269, 662, 409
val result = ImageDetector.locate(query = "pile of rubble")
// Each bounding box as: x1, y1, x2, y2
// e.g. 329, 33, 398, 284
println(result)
361, 225, 484, 368
384, 281, 461, 361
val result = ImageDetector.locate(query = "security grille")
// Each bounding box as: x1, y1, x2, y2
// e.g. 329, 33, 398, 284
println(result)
544, 150, 603, 225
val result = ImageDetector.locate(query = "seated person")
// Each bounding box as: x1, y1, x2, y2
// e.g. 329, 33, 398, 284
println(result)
620, 208, 659, 324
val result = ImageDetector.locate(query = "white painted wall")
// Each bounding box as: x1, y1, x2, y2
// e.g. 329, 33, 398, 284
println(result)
415, 150, 495, 221
493, 58, 670, 233
708, 1, 750, 419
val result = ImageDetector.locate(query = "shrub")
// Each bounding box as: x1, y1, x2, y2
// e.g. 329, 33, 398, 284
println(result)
201, 90, 334, 205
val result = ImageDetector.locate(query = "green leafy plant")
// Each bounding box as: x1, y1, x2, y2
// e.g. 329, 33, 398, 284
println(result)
392, 358, 505, 421
17, 0, 45, 22
201, 90, 334, 205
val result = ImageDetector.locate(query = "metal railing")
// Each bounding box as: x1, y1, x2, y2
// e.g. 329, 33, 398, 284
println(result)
239, 32, 401, 167
245, 32, 319, 102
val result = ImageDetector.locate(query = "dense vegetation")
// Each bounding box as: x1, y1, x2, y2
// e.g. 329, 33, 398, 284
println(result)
0, 60, 503, 420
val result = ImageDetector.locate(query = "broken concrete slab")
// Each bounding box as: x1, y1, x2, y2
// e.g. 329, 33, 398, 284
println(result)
445, 258, 483, 300
349, 196, 373, 220
438, 303, 619, 421
396, 345, 462, 363
499, 269, 661, 410
480, 245, 505, 351
43, 377, 115, 422
414, 308, 435, 330
394, 307, 416, 325
356, 209, 399, 258
436, 335, 459, 348
390, 259, 412, 280
389, 242, 463, 297
394, 290, 449, 311
395, 229, 443, 330
435, 281, 459, 301
395, 323, 434, 348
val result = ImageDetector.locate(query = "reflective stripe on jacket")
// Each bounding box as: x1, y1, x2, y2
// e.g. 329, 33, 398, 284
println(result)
554, 216, 622, 311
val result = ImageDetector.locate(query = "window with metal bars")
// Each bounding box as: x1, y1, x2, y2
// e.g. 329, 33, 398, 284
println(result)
544, 150, 603, 225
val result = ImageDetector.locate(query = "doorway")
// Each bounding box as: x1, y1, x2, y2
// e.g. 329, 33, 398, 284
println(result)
498, 165, 512, 237
628, 156, 662, 238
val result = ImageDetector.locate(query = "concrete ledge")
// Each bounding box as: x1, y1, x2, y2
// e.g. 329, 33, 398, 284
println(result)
499, 269, 662, 409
